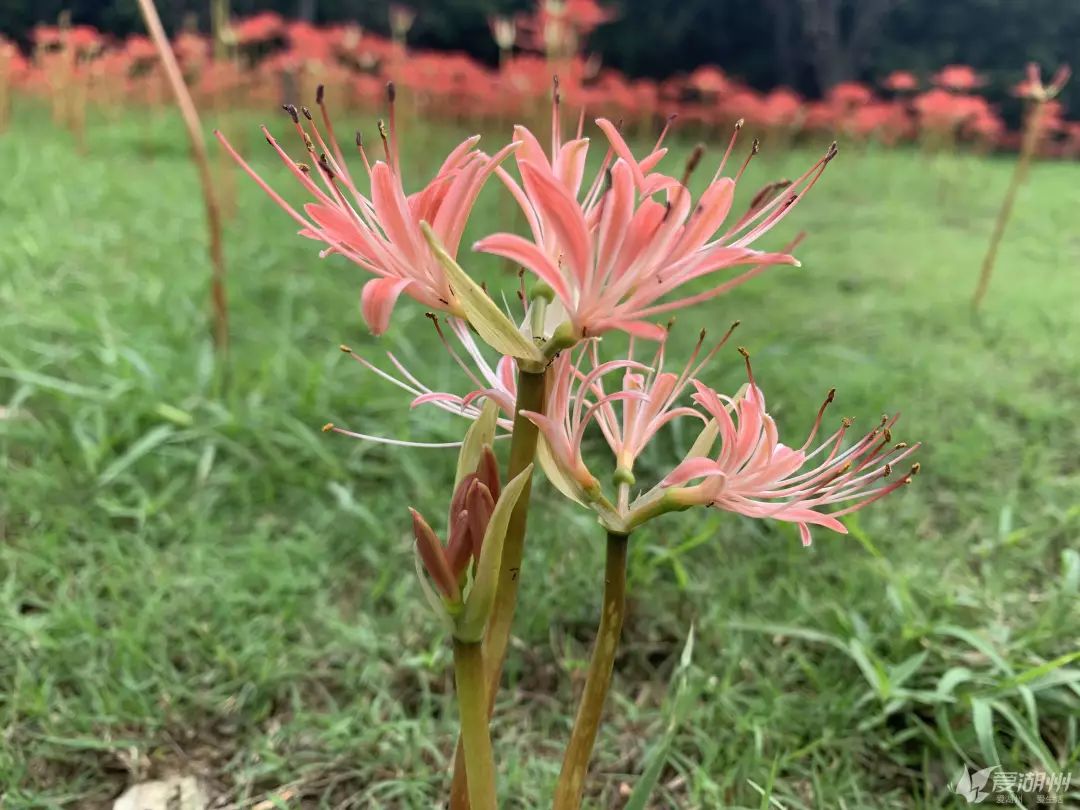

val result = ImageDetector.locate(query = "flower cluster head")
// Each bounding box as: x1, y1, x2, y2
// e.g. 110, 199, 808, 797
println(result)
510, 332, 920, 543
218, 82, 830, 361
522, 324, 739, 513
222, 77, 920, 557
1012, 63, 1071, 103
654, 350, 921, 545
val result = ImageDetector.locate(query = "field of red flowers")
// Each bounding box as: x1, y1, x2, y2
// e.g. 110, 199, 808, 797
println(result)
2, 2, 1077, 158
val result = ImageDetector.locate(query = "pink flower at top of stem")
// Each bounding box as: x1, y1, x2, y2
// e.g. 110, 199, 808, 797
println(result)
475, 95, 833, 342
216, 83, 518, 335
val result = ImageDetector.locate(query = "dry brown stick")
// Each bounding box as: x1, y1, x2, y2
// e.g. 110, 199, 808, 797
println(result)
135, 0, 229, 355
971, 102, 1044, 311
973, 64, 1070, 311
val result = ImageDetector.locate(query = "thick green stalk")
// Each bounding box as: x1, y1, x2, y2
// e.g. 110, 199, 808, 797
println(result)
453, 639, 497, 810
553, 531, 630, 810
449, 366, 547, 809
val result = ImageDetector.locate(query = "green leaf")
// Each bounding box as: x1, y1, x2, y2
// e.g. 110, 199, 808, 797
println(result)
990, 651, 1080, 694
727, 620, 848, 653
1061, 549, 1079, 595
933, 625, 1013, 675
454, 399, 498, 491
847, 639, 889, 699
625, 626, 697, 810
970, 697, 999, 765
936, 666, 976, 699
935, 703, 968, 758
889, 650, 929, 689
454, 464, 533, 641
421, 222, 544, 363
989, 699, 1056, 772
97, 425, 176, 486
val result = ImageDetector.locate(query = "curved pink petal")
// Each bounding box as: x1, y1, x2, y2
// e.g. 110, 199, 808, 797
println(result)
768, 507, 848, 533
554, 138, 591, 198
521, 410, 592, 486
598, 318, 668, 340
434, 134, 482, 176
639, 149, 668, 174
518, 161, 592, 288
663, 456, 723, 486
512, 124, 549, 170
360, 277, 412, 335
370, 161, 422, 266
411, 392, 466, 409
473, 232, 573, 306
594, 160, 635, 292
305, 202, 376, 256
434, 140, 521, 256
595, 118, 647, 190
670, 178, 735, 260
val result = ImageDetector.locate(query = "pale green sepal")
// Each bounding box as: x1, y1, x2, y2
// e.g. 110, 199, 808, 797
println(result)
536, 435, 589, 507
454, 463, 534, 642
685, 419, 719, 460
414, 550, 456, 635
454, 399, 499, 491
421, 222, 545, 364
623, 490, 690, 533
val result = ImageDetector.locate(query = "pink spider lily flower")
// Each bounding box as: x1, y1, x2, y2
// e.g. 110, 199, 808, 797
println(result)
586, 323, 740, 481
521, 325, 738, 519
657, 352, 920, 546
216, 83, 518, 335
520, 347, 647, 502
325, 315, 516, 447
1012, 63, 1070, 102
475, 96, 832, 343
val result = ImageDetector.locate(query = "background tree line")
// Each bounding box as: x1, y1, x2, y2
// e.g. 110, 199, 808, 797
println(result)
3, 0, 1078, 113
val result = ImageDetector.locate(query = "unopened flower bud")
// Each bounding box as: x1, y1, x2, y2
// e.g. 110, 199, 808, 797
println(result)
477, 445, 501, 501
445, 509, 473, 580
466, 481, 496, 560
410, 508, 460, 602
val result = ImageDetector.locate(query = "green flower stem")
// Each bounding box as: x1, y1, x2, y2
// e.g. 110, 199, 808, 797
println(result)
552, 531, 630, 810
453, 639, 497, 810
449, 366, 548, 809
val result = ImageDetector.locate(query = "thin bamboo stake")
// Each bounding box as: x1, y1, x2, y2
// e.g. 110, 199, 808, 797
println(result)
973, 64, 1070, 311
135, 0, 230, 356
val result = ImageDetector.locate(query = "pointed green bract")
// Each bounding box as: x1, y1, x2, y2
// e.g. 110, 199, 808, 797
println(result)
455, 399, 499, 491
414, 551, 456, 635
455, 463, 533, 642
685, 419, 719, 461
536, 435, 589, 507
421, 222, 545, 364
675, 384, 746, 469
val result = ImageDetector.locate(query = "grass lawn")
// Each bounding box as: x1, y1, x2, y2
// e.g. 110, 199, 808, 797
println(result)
2, 103, 1079, 809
